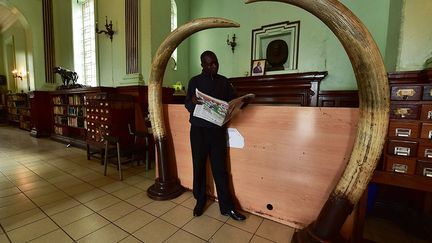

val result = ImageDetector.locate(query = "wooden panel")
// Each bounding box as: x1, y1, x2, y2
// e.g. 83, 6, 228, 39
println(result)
165, 104, 358, 228
390, 104, 420, 120
229, 71, 327, 106
420, 122, 432, 139
388, 121, 419, 138
416, 160, 432, 177
417, 142, 432, 159
384, 155, 416, 175
390, 85, 422, 101
318, 90, 359, 107
387, 140, 418, 157
420, 104, 432, 120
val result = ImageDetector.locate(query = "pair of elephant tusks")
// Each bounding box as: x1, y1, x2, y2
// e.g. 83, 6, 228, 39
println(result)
147, 0, 389, 241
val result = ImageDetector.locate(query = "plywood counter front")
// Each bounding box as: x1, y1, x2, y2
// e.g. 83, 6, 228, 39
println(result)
164, 104, 359, 228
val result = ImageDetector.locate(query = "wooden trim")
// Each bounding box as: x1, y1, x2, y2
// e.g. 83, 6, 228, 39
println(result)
125, 0, 139, 74
318, 90, 359, 107
42, 0, 55, 84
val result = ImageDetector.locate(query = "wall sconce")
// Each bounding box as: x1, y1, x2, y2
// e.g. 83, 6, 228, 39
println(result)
227, 34, 237, 53
96, 16, 115, 41
11, 69, 22, 80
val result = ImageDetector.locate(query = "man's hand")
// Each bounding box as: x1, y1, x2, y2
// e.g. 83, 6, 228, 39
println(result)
192, 96, 202, 105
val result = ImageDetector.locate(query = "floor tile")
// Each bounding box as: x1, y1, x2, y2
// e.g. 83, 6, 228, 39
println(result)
7, 217, 59, 242
29, 229, 74, 243
77, 223, 129, 243
183, 215, 224, 240
114, 209, 156, 234
98, 201, 137, 221
170, 190, 193, 204
204, 202, 229, 222
161, 205, 194, 227
31, 190, 69, 206
209, 223, 253, 243
85, 194, 121, 211
250, 235, 276, 243
50, 204, 94, 226
118, 235, 142, 243
125, 192, 153, 208
73, 188, 107, 203
133, 218, 178, 242
226, 212, 263, 233
100, 181, 129, 193
0, 186, 20, 197
0, 207, 46, 232
62, 213, 110, 240
61, 182, 95, 196
40, 196, 80, 216
141, 200, 177, 217
110, 186, 142, 200
165, 229, 206, 243
255, 219, 295, 243
0, 199, 36, 219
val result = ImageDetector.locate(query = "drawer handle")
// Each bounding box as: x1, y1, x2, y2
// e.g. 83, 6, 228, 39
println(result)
423, 168, 432, 177
428, 111, 432, 120
429, 131, 432, 139
395, 128, 411, 137
394, 108, 410, 118
425, 149, 432, 158
394, 146, 410, 156
396, 88, 415, 100
392, 163, 408, 173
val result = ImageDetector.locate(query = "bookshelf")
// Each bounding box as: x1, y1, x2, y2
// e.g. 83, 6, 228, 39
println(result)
50, 87, 114, 148
6, 93, 31, 130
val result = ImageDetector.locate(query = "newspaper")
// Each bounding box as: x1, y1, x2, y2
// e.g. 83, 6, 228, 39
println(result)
193, 89, 255, 126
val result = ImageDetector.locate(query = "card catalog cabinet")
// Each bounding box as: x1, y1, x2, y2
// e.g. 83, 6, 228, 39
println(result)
85, 92, 135, 148
384, 72, 432, 178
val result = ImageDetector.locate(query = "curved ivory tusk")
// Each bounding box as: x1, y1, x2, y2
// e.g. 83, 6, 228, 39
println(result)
147, 18, 240, 200
245, 0, 389, 241
148, 18, 240, 140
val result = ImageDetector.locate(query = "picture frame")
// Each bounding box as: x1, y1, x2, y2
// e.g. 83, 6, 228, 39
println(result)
251, 21, 300, 74
251, 59, 266, 76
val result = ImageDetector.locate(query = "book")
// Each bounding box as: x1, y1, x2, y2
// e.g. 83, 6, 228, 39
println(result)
193, 89, 255, 126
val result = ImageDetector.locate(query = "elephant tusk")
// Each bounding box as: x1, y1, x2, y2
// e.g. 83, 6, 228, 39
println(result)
245, 0, 389, 242
147, 18, 240, 200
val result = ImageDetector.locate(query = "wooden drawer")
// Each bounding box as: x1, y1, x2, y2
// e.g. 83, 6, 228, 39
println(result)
420, 104, 432, 120
420, 123, 432, 139
388, 121, 419, 138
385, 155, 416, 174
416, 160, 432, 177
422, 85, 432, 100
387, 139, 418, 157
417, 142, 432, 159
390, 104, 420, 120
391, 85, 422, 101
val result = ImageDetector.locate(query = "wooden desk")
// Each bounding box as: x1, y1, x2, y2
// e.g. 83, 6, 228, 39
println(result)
164, 104, 358, 228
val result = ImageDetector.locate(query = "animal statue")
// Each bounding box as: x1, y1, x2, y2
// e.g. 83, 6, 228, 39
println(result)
53, 66, 78, 88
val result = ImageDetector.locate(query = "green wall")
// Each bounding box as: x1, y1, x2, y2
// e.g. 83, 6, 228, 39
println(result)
1, 0, 431, 92
187, 0, 397, 91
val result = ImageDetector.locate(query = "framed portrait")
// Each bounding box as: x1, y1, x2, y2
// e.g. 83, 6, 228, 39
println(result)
251, 59, 266, 76
251, 21, 300, 74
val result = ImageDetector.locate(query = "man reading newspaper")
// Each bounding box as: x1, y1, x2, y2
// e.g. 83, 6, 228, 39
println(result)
184, 50, 253, 221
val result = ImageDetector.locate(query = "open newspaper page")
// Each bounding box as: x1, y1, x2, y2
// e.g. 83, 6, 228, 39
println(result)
193, 89, 255, 126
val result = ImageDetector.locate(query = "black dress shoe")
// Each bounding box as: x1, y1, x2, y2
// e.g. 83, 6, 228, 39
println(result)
222, 210, 246, 221
193, 204, 204, 216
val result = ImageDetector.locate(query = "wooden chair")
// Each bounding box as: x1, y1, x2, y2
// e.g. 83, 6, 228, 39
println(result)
128, 124, 151, 170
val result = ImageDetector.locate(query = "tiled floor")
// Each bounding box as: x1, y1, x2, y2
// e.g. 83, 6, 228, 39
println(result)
0, 126, 294, 243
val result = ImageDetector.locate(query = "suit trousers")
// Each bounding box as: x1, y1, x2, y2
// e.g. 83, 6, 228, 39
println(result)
190, 126, 234, 213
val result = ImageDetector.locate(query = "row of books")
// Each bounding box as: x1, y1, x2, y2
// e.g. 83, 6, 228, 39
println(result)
53, 106, 85, 116
52, 95, 85, 105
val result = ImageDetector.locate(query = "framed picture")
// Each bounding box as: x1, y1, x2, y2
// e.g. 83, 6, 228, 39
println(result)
251, 21, 300, 74
251, 59, 266, 76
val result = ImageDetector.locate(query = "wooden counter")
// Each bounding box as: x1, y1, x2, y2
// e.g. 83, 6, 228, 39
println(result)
164, 104, 359, 228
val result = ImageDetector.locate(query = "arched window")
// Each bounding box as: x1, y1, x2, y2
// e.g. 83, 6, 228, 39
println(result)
170, 0, 177, 70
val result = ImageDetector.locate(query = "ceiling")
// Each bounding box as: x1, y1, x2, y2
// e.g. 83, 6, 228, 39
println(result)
0, 5, 18, 32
